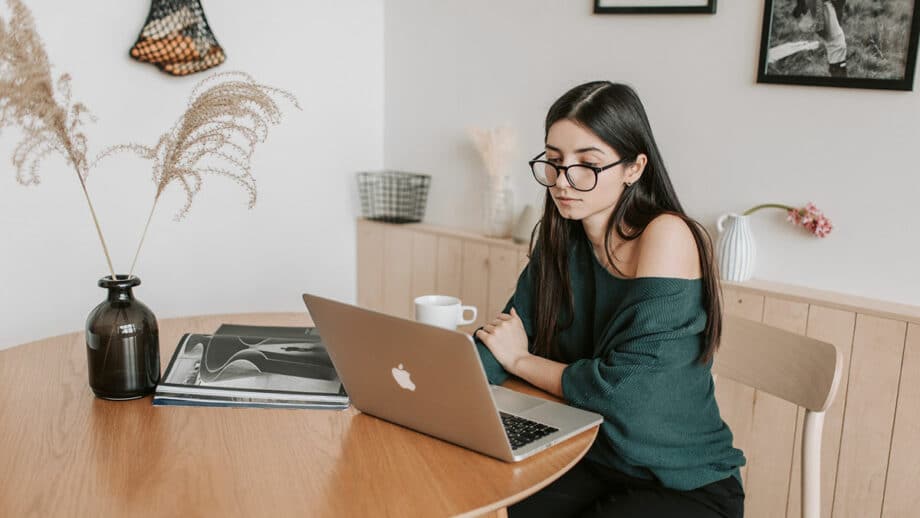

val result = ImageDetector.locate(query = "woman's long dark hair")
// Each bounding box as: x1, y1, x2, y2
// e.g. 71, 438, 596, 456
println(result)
530, 81, 722, 364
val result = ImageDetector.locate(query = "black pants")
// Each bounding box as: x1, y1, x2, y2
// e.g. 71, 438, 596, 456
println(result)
508, 458, 744, 518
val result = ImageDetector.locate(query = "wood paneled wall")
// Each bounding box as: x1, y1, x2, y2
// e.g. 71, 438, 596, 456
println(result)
356, 219, 920, 518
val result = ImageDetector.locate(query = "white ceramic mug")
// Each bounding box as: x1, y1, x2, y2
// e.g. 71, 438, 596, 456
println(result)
414, 295, 477, 330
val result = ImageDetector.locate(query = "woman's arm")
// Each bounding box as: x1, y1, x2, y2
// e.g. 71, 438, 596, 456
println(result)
509, 354, 567, 398
480, 215, 701, 396
475, 308, 567, 398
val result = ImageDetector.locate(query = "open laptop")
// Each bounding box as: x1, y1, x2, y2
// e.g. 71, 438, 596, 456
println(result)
302, 293, 603, 462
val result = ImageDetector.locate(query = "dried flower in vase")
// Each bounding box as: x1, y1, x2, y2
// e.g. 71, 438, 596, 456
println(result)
0, 0, 116, 278
2, 0, 299, 401
743, 202, 833, 238
468, 125, 517, 238
94, 71, 300, 275
468, 125, 517, 182
2, 0, 299, 278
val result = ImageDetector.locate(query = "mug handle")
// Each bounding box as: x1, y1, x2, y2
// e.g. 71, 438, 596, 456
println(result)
459, 306, 477, 326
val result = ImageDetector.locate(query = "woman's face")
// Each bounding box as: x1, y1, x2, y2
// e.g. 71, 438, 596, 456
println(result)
543, 119, 643, 223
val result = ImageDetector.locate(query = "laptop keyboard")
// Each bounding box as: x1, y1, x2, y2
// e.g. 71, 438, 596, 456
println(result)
500, 412, 559, 450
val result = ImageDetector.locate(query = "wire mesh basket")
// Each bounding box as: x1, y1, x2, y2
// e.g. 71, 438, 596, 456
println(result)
357, 171, 431, 224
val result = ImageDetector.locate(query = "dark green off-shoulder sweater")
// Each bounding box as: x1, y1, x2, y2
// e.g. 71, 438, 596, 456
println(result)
474, 234, 745, 491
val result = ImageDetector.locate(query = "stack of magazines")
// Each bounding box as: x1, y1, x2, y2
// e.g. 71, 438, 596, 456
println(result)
154, 324, 349, 410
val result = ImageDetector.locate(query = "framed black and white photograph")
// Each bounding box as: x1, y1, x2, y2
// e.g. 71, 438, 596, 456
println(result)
758, 0, 920, 90
593, 0, 716, 14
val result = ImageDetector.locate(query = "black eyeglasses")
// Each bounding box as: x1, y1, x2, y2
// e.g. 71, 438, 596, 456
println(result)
528, 151, 629, 192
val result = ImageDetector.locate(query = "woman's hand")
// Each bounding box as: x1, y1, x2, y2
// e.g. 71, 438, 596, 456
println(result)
475, 308, 530, 375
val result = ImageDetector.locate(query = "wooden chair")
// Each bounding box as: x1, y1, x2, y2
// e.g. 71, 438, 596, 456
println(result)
714, 315, 844, 518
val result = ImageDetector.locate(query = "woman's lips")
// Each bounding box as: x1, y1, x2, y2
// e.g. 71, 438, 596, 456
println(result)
556, 197, 580, 205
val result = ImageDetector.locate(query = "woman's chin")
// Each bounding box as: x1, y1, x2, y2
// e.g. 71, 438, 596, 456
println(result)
555, 205, 583, 220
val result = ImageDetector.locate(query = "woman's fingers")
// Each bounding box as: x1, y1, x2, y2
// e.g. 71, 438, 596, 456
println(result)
483, 324, 497, 333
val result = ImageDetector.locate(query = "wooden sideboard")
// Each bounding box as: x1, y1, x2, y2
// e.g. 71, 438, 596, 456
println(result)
357, 218, 529, 333
356, 218, 920, 518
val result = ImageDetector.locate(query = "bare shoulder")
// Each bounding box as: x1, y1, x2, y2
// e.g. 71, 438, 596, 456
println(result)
635, 214, 702, 279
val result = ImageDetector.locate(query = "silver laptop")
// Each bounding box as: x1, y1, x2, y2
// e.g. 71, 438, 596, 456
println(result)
302, 293, 603, 462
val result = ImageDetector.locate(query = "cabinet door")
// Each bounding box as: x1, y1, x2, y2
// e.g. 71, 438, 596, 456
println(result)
411, 232, 438, 302
382, 225, 415, 320
833, 315, 906, 518
487, 246, 519, 320
882, 324, 920, 518
460, 241, 490, 332
436, 236, 464, 299
357, 220, 385, 312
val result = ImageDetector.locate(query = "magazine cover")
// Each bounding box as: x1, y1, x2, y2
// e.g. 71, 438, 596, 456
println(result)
156, 331, 348, 405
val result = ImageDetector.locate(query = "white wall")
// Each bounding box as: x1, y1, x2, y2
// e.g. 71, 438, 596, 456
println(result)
0, 1, 383, 349
4, 1, 918, 350
384, 1, 920, 307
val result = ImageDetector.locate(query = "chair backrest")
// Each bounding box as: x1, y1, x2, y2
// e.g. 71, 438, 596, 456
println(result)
713, 315, 844, 518
714, 315, 843, 412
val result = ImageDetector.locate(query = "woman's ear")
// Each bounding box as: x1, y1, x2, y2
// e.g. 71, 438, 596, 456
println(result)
625, 153, 648, 184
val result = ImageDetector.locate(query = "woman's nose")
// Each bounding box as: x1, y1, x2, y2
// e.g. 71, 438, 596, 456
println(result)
555, 167, 573, 189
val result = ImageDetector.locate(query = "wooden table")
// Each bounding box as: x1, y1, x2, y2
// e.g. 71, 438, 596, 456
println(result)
0, 312, 598, 517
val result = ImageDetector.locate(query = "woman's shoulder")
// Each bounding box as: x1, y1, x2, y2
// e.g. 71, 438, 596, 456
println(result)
635, 214, 702, 280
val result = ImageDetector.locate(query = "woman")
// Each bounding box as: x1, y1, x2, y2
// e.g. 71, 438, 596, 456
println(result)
473, 82, 745, 517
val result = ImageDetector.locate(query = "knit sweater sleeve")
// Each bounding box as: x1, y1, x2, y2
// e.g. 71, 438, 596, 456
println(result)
560, 278, 718, 486
473, 252, 539, 385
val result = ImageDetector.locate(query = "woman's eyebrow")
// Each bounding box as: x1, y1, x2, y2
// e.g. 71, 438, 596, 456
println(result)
545, 144, 604, 154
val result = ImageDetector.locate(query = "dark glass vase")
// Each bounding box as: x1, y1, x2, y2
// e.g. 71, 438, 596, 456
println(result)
86, 275, 160, 400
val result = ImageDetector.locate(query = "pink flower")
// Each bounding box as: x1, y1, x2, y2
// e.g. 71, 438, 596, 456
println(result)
810, 214, 833, 238
744, 202, 833, 238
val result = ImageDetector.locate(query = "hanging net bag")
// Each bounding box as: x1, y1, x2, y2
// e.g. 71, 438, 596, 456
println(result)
130, 0, 226, 76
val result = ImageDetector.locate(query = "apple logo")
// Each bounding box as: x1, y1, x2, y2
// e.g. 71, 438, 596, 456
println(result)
391, 363, 416, 391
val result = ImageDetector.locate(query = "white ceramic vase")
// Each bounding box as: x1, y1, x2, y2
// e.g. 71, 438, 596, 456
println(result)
716, 213, 756, 282
483, 175, 514, 238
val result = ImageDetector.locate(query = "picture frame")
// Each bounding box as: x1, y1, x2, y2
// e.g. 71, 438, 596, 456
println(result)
757, 0, 920, 91
593, 0, 716, 14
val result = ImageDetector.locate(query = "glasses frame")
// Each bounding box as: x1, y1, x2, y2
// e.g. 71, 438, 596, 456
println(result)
528, 151, 629, 192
